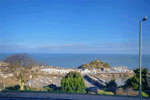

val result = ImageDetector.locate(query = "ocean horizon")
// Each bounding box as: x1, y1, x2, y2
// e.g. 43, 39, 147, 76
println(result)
0, 53, 150, 70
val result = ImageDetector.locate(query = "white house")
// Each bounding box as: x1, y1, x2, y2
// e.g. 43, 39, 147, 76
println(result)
55, 68, 69, 74
40, 67, 56, 73
41, 67, 71, 74
81, 69, 89, 74
91, 69, 97, 74
8, 73, 13, 77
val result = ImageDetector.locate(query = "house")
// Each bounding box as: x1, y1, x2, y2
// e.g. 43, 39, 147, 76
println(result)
91, 69, 97, 74
55, 68, 68, 74
8, 73, 13, 77
112, 66, 133, 73
81, 69, 89, 74
72, 69, 82, 73
63, 69, 69, 74
41, 67, 72, 74
40, 67, 56, 73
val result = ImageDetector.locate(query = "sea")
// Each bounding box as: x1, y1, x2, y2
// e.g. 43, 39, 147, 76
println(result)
0, 53, 150, 70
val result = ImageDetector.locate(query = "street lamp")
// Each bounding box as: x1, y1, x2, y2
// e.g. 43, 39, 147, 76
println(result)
139, 15, 147, 100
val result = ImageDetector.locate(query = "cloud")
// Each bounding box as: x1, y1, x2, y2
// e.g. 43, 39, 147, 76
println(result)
0, 42, 149, 54
35, 42, 141, 54
0, 44, 31, 53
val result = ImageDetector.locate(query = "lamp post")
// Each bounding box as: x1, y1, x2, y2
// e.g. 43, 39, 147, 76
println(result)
139, 15, 147, 100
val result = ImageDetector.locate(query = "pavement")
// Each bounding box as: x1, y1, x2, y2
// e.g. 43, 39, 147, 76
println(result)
0, 97, 71, 100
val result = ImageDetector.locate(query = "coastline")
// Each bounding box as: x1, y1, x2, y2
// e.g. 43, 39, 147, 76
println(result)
0, 53, 150, 70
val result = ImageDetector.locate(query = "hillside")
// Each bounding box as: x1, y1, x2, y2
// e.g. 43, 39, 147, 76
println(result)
78, 59, 111, 70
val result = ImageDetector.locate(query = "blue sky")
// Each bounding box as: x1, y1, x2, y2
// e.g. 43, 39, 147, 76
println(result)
0, 0, 150, 54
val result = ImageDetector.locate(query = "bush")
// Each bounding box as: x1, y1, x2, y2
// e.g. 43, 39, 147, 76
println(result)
97, 90, 114, 95
61, 72, 86, 93
88, 92, 95, 94
106, 78, 117, 88
23, 86, 35, 91
45, 86, 53, 92
105, 91, 114, 95
124, 68, 149, 90
98, 90, 105, 94
5, 85, 20, 90
47, 84, 57, 91
142, 92, 149, 97
29, 87, 36, 91
7, 85, 15, 90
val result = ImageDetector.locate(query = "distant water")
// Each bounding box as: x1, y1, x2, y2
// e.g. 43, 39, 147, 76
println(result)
0, 53, 150, 70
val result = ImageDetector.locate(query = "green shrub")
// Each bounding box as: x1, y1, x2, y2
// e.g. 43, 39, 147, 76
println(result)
88, 92, 95, 94
29, 87, 36, 91
105, 91, 114, 95
106, 78, 117, 88
45, 86, 53, 92
98, 90, 105, 94
124, 68, 149, 90
98, 90, 114, 95
61, 72, 86, 93
8, 85, 15, 90
142, 92, 149, 97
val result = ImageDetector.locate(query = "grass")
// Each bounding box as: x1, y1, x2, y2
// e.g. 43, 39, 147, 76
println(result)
97, 90, 114, 95
82, 59, 111, 69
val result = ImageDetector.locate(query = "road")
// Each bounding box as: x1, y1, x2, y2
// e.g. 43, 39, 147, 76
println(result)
0, 96, 150, 100
0, 97, 72, 100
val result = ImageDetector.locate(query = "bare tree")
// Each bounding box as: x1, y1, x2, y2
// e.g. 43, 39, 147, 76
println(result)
3, 53, 40, 90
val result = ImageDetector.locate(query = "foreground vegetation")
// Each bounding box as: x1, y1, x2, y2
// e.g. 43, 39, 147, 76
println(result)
98, 90, 114, 95
61, 71, 87, 93
1, 85, 149, 97
2, 54, 41, 90
124, 68, 149, 90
